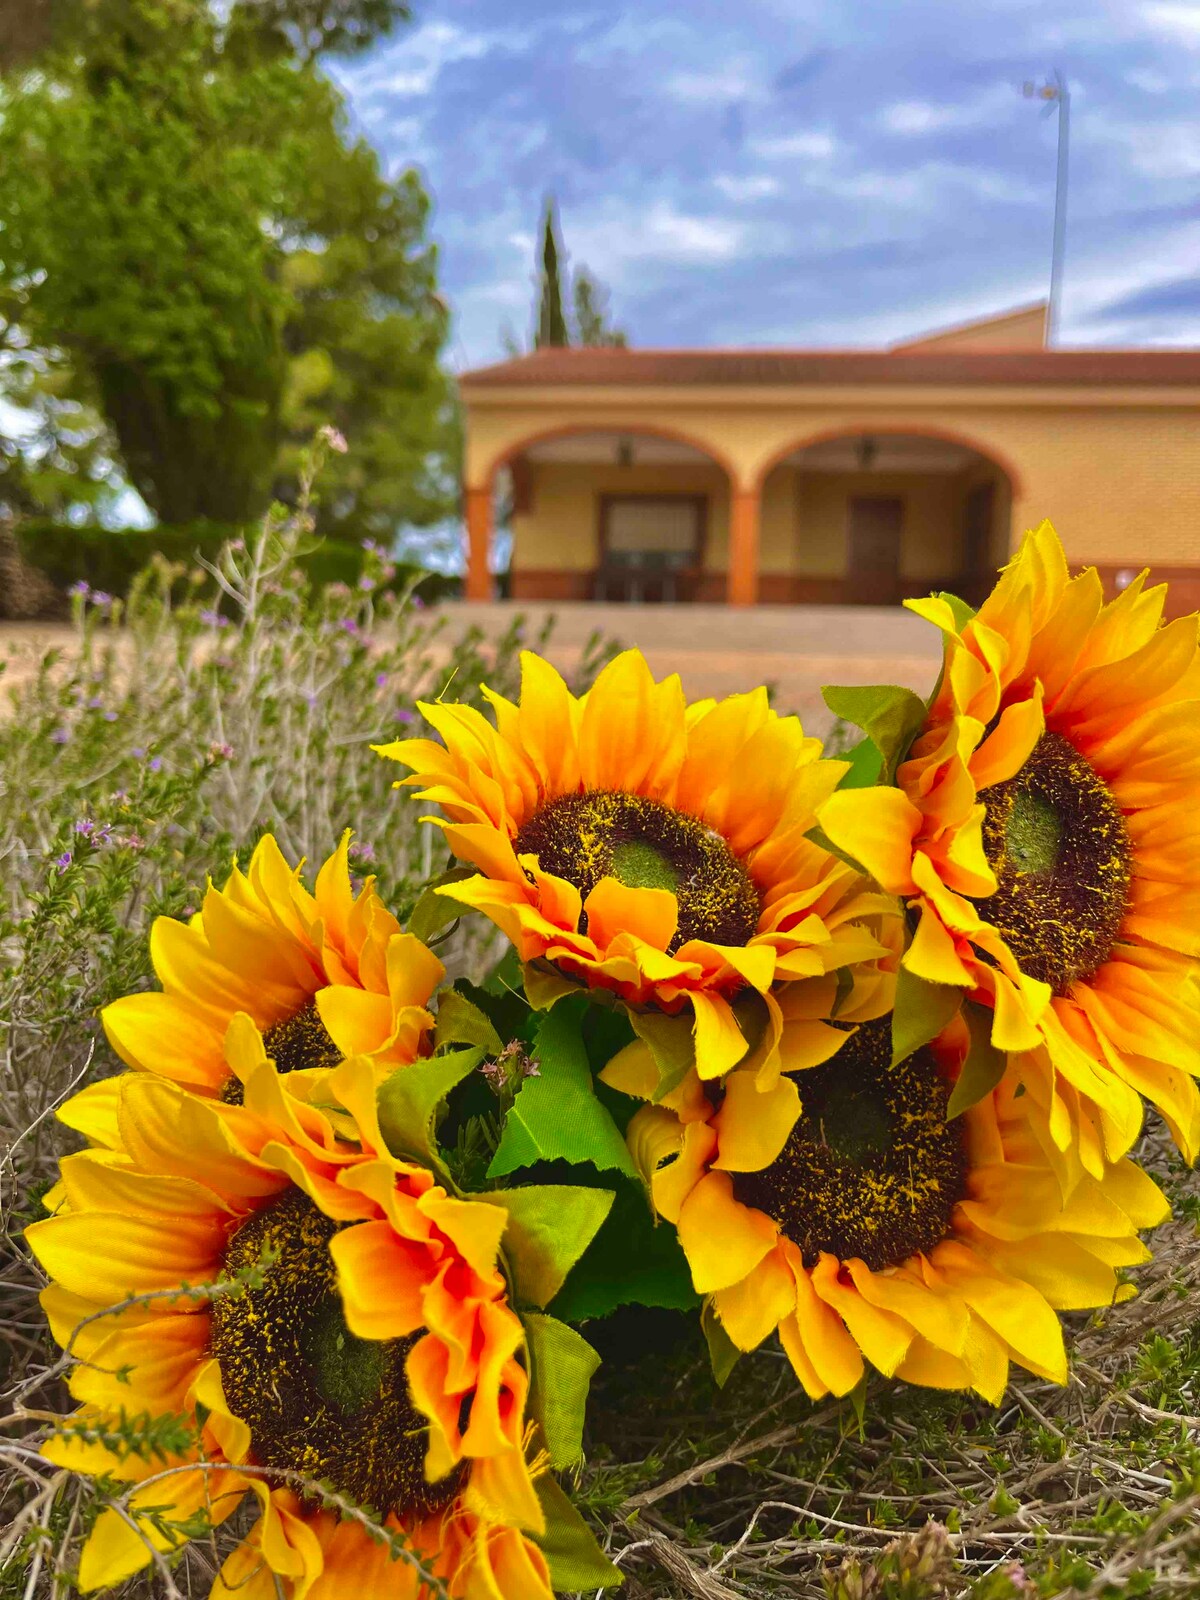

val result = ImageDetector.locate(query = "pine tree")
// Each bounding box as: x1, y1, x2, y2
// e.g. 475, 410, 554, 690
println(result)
535, 199, 569, 349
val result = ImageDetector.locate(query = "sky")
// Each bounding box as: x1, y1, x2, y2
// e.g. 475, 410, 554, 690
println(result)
332, 0, 1200, 370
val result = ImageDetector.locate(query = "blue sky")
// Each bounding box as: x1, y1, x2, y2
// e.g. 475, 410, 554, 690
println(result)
333, 0, 1200, 369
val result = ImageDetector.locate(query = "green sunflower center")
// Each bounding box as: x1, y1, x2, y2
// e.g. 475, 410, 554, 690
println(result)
210, 1188, 461, 1517
731, 1018, 967, 1271
513, 790, 760, 951
978, 730, 1132, 994
219, 1000, 342, 1105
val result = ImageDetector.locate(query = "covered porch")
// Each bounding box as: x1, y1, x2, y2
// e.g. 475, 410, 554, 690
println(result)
465, 425, 1013, 606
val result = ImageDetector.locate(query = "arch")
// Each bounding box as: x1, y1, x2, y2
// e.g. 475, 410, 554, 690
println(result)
474, 419, 739, 492
751, 422, 1024, 500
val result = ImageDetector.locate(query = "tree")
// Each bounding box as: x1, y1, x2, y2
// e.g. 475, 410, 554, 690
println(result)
572, 269, 628, 348
0, 0, 452, 534
535, 199, 570, 350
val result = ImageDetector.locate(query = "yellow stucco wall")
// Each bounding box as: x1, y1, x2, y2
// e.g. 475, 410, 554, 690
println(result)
513, 461, 730, 574
466, 390, 1200, 570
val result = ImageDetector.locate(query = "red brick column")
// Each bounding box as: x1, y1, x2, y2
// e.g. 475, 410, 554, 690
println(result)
464, 487, 493, 602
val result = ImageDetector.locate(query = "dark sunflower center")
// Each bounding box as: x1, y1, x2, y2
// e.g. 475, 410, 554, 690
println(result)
209, 1188, 461, 1518
977, 730, 1132, 994
513, 790, 760, 951
731, 1018, 967, 1271
219, 1000, 342, 1105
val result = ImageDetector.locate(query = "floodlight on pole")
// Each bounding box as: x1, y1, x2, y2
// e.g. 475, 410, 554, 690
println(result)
1023, 71, 1070, 345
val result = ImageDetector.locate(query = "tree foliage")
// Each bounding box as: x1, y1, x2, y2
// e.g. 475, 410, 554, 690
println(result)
0, 0, 453, 534
523, 197, 627, 354
536, 199, 570, 350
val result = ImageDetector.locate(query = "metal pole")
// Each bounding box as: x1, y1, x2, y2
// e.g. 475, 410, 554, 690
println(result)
1048, 72, 1069, 345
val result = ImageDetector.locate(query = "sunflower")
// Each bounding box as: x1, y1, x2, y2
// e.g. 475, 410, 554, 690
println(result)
101, 832, 443, 1103
819, 522, 1200, 1164
26, 1060, 551, 1598
377, 648, 890, 1080
622, 1013, 1168, 1402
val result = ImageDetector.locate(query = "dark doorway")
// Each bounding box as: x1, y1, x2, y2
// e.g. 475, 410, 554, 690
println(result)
962, 482, 995, 605
848, 496, 903, 605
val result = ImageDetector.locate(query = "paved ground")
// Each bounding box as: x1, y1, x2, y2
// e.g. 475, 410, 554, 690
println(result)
438, 601, 943, 736
0, 603, 944, 739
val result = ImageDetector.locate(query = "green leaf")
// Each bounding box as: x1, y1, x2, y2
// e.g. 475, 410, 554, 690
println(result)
821, 683, 928, 782
891, 966, 963, 1067
521, 1312, 601, 1469
433, 989, 503, 1055
479, 1185, 615, 1309
627, 1005, 696, 1101
947, 1002, 1006, 1119
839, 734, 885, 790
804, 824, 872, 873
376, 1047, 482, 1168
487, 1002, 636, 1180
534, 1474, 623, 1591
408, 867, 476, 945
550, 1180, 700, 1322
701, 1299, 741, 1388
933, 589, 977, 632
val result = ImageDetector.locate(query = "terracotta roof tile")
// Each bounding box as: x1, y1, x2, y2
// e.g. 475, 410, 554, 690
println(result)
460, 346, 1200, 388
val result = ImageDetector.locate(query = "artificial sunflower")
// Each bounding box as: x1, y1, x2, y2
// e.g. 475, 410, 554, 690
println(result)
101, 832, 443, 1103
27, 1061, 551, 1598
819, 522, 1200, 1164
378, 648, 889, 1080
623, 1014, 1168, 1403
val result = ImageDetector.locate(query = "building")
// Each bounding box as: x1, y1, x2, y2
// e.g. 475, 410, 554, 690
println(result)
458, 302, 1200, 616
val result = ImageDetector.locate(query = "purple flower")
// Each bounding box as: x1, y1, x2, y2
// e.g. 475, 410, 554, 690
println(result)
375, 672, 389, 690
74, 819, 95, 838
357, 574, 374, 591
303, 690, 319, 709
50, 727, 70, 745
208, 741, 234, 762
199, 608, 229, 629
68, 579, 90, 599
338, 617, 359, 635
412, 595, 426, 610
149, 758, 163, 772
132, 747, 146, 759
394, 707, 414, 724
353, 840, 376, 864
86, 696, 103, 710
91, 591, 114, 610
103, 710, 118, 722
55, 851, 72, 874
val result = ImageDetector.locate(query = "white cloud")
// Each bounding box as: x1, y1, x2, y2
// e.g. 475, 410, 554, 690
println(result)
713, 173, 781, 201
1125, 67, 1171, 93
879, 83, 1019, 137
665, 64, 757, 101
750, 130, 837, 161
347, 20, 498, 99
1142, 2, 1200, 46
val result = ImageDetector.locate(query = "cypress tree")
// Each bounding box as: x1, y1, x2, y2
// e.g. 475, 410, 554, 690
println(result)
535, 198, 569, 349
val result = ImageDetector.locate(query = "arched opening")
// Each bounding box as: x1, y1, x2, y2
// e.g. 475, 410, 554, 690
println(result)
756, 429, 1014, 606
473, 428, 736, 603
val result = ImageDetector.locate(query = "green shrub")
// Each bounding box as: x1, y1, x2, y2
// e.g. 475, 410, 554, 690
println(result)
12, 518, 461, 607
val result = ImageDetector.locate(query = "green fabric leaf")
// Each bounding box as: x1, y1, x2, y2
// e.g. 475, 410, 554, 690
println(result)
891, 967, 963, 1066
822, 683, 929, 782
433, 989, 503, 1055
521, 1312, 601, 1469
839, 734, 885, 790
479, 1185, 615, 1309
550, 1180, 700, 1322
701, 1299, 741, 1389
376, 1046, 482, 1168
408, 867, 475, 945
534, 1474, 623, 1591
627, 1005, 696, 1101
487, 1002, 636, 1180
933, 589, 978, 631
947, 1002, 1006, 1119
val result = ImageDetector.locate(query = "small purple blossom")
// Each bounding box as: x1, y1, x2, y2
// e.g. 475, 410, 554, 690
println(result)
68, 579, 90, 599
353, 840, 376, 864
394, 707, 414, 724
208, 741, 234, 762
74, 819, 95, 838
338, 617, 360, 635
103, 710, 118, 722
50, 727, 70, 745
375, 672, 389, 690
412, 595, 426, 610
357, 574, 374, 591
149, 758, 163, 772
199, 608, 230, 629
303, 690, 319, 709
120, 832, 146, 853
230, 537, 245, 553
86, 695, 103, 710
55, 850, 73, 874
90, 591, 114, 610
132, 747, 146, 759
327, 582, 351, 599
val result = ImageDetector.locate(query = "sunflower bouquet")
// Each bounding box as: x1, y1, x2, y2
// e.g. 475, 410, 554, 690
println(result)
26, 520, 1197, 1597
